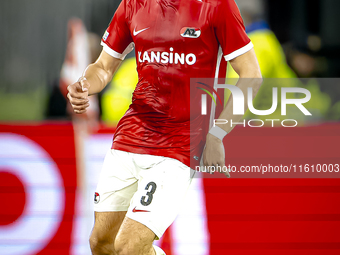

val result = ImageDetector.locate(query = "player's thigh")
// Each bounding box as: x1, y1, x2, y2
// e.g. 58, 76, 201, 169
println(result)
90, 211, 127, 244
114, 217, 156, 254
91, 149, 138, 247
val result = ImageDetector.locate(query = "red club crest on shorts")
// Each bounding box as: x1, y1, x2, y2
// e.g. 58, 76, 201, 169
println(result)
94, 192, 100, 204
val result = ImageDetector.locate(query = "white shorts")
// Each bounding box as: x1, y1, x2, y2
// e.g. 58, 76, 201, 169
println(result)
94, 149, 194, 238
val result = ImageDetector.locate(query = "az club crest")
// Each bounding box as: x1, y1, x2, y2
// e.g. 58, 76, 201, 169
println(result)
180, 27, 201, 38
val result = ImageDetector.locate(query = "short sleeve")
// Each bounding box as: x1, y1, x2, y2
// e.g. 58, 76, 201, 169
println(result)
101, 0, 134, 60
214, 0, 253, 61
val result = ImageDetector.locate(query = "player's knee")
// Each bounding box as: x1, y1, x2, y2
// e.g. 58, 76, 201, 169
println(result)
114, 237, 148, 255
114, 238, 132, 255
89, 233, 114, 254
89, 236, 98, 252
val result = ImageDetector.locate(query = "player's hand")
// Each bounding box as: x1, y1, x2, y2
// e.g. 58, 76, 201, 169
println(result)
67, 77, 90, 114
202, 134, 230, 178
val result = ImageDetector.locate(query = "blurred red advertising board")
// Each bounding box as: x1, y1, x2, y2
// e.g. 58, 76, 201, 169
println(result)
1, 122, 340, 255
0, 123, 77, 255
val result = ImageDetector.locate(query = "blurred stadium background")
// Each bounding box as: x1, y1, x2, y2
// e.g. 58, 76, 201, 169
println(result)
1, 0, 340, 121
1, 0, 340, 254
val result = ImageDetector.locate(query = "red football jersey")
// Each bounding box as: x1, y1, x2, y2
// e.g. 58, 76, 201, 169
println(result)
101, 0, 252, 167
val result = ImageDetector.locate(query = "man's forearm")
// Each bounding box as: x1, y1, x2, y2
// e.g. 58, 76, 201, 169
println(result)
81, 50, 123, 95
82, 62, 115, 95
203, 47, 261, 169
216, 77, 263, 133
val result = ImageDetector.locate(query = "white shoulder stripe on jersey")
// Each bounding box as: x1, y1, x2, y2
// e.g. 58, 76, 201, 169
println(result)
101, 41, 135, 60
224, 42, 254, 61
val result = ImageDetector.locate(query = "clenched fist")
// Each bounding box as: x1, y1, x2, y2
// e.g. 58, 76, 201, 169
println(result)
67, 77, 91, 114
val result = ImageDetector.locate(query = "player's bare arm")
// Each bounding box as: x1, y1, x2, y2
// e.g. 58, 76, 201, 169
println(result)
203, 48, 262, 175
67, 50, 122, 114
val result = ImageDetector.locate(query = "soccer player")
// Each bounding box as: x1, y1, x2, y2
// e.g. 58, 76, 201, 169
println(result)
67, 0, 262, 254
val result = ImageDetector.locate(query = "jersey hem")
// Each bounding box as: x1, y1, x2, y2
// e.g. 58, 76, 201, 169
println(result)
224, 42, 254, 61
